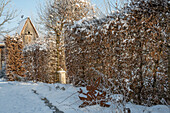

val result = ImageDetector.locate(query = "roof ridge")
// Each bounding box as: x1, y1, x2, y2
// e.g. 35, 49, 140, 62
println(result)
16, 17, 38, 37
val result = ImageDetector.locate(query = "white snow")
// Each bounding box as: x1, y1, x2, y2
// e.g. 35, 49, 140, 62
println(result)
0, 79, 51, 113
0, 78, 169, 113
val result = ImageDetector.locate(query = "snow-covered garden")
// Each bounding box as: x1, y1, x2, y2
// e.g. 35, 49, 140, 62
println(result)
0, 78, 169, 113
0, 0, 169, 113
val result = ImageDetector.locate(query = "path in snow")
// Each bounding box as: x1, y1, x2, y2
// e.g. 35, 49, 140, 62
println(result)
32, 89, 64, 113
0, 80, 57, 113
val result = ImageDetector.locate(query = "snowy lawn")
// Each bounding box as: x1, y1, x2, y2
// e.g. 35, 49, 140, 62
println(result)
0, 78, 169, 113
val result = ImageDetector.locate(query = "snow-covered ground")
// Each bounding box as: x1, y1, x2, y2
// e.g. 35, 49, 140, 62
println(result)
0, 78, 169, 113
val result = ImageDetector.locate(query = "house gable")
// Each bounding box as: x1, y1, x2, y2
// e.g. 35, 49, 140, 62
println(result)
17, 17, 38, 45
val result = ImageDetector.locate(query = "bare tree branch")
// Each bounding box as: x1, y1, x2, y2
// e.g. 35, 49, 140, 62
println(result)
36, 0, 95, 35
0, 0, 18, 36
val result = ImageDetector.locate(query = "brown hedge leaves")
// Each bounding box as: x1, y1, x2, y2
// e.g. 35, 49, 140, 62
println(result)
66, 0, 169, 106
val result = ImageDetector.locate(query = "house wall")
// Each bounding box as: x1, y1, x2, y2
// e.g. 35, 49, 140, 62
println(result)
0, 45, 5, 70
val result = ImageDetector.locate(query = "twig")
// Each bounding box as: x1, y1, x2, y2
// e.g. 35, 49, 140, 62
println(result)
56, 92, 78, 104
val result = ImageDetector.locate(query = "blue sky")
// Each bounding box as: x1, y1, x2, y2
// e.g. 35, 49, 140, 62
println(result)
0, 0, 40, 40
11, 0, 39, 17
0, 0, 110, 40
10, 0, 107, 22
11, 0, 40, 28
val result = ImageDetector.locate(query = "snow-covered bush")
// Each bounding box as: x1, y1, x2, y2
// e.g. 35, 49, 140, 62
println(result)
5, 36, 25, 81
45, 37, 60, 83
5, 35, 64, 83
65, 0, 169, 106
37, 0, 95, 77
126, 0, 169, 106
78, 77, 111, 108
23, 38, 49, 83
